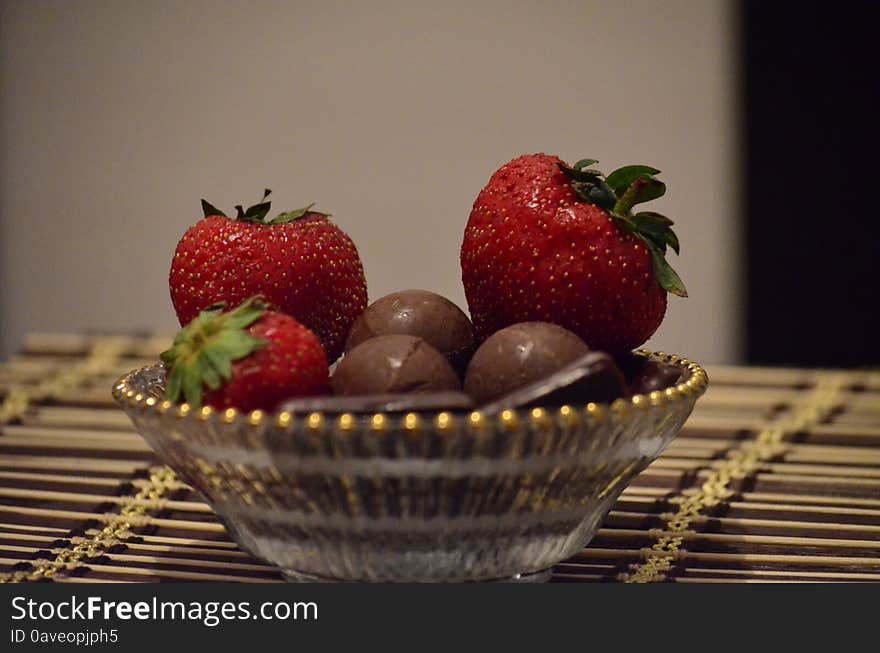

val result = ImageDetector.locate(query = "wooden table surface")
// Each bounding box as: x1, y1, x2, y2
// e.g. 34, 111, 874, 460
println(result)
1, 333, 878, 583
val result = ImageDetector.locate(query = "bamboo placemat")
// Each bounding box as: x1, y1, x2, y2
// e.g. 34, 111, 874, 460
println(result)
1, 333, 878, 583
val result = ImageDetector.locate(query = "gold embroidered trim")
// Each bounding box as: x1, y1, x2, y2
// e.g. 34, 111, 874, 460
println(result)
0, 337, 130, 425
0, 467, 177, 583
620, 372, 847, 583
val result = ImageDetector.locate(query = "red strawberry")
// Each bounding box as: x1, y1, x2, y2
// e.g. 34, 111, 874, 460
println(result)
461, 153, 686, 353
160, 296, 330, 412
169, 190, 367, 362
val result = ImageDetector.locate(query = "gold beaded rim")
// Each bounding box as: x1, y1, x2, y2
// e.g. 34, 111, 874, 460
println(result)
111, 350, 708, 433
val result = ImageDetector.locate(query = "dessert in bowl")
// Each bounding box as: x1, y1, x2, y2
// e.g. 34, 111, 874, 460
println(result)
115, 152, 704, 581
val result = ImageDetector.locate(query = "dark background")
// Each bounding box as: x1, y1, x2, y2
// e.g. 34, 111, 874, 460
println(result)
742, 2, 876, 368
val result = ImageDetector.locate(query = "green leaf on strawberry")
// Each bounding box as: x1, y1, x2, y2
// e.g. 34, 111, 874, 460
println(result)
159, 297, 267, 408
270, 203, 331, 225
557, 162, 602, 184
229, 189, 272, 224
634, 212, 679, 254
630, 212, 678, 254
556, 157, 686, 297
605, 165, 661, 197
198, 189, 330, 227
558, 163, 617, 210
201, 199, 227, 219
572, 158, 599, 170
648, 246, 688, 298
236, 201, 272, 223
578, 183, 617, 211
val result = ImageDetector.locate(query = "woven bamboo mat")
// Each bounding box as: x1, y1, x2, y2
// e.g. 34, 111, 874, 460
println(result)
1, 333, 878, 583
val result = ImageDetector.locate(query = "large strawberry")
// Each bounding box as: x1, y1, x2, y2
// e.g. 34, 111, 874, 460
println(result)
169, 190, 367, 361
461, 153, 686, 353
160, 296, 330, 412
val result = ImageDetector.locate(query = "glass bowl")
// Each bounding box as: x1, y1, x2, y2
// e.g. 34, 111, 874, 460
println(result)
112, 351, 707, 582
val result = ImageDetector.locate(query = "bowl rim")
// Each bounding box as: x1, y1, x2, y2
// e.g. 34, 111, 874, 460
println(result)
111, 349, 708, 433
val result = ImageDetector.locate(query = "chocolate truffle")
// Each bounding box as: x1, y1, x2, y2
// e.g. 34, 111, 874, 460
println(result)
479, 351, 628, 415
280, 391, 473, 415
463, 322, 591, 405
615, 353, 684, 395
344, 290, 476, 376
332, 335, 461, 396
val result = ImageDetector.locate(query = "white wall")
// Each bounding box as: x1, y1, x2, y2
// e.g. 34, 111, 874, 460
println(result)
0, 0, 739, 364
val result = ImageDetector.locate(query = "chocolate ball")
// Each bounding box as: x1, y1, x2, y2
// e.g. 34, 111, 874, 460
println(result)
332, 335, 461, 396
345, 290, 476, 375
463, 322, 591, 405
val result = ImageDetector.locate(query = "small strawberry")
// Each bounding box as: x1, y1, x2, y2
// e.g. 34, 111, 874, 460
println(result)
160, 296, 330, 412
461, 153, 686, 353
169, 190, 367, 361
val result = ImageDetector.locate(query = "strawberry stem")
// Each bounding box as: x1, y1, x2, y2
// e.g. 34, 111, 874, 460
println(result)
613, 177, 646, 215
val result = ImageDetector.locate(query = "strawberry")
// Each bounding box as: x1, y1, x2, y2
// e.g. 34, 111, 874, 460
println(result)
461, 153, 686, 353
160, 296, 330, 412
169, 190, 367, 362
